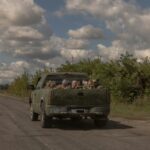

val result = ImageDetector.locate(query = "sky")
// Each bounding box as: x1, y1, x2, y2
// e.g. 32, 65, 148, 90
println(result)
0, 0, 150, 84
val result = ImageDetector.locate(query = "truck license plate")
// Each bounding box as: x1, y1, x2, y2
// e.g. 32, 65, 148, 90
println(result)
71, 109, 85, 113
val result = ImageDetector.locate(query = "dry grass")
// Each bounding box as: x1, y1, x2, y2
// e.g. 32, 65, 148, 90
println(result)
111, 96, 150, 120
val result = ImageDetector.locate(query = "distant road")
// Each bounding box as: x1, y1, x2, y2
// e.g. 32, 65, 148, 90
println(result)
0, 95, 150, 150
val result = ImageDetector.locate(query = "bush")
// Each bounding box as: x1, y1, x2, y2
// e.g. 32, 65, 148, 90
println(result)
58, 53, 150, 103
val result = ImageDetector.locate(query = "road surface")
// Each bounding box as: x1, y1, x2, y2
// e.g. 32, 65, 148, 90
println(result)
0, 95, 150, 150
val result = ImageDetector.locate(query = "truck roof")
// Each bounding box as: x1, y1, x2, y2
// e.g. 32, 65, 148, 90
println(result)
45, 72, 87, 76
37, 72, 88, 88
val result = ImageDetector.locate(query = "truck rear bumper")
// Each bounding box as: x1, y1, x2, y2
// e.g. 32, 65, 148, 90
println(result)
45, 105, 110, 118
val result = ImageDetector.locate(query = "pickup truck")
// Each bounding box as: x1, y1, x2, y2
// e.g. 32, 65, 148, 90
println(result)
29, 72, 110, 128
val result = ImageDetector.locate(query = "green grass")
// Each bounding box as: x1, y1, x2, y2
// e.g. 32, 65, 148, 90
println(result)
1, 90, 150, 120
111, 97, 150, 120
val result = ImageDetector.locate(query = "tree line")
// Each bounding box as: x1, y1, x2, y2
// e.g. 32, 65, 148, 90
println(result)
7, 53, 150, 103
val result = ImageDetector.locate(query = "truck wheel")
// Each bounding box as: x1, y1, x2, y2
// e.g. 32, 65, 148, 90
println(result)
40, 103, 50, 128
30, 105, 38, 121
94, 119, 108, 128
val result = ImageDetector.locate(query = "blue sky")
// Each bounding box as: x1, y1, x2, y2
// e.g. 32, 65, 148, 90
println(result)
35, 0, 114, 42
136, 0, 150, 8
0, 0, 150, 83
34, 0, 150, 36
32, 0, 150, 54
34, 0, 150, 50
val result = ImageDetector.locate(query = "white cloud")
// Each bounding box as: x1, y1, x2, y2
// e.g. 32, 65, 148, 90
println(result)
1, 0, 150, 84
0, 0, 52, 58
60, 48, 96, 61
68, 25, 103, 39
0, 0, 44, 26
0, 0, 94, 83
0, 61, 31, 84
65, 0, 150, 58
12, 35, 90, 61
97, 42, 125, 60
10, 61, 30, 70
0, 1, 54, 84
3, 26, 44, 41
135, 49, 150, 58
61, 49, 87, 59
65, 38, 89, 49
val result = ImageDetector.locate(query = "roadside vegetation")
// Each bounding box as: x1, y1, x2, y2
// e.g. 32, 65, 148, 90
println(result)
4, 53, 150, 119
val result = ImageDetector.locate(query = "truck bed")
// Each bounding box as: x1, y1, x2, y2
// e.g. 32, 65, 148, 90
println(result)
50, 88, 110, 107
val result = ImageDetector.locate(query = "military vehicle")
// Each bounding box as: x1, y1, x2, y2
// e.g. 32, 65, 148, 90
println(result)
29, 72, 110, 128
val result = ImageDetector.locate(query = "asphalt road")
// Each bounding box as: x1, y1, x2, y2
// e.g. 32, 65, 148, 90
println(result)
0, 95, 150, 150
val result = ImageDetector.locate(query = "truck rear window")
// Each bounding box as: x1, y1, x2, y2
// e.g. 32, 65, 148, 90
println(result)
45, 74, 88, 85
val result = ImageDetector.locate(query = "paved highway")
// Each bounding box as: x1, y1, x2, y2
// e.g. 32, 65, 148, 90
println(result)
0, 95, 150, 150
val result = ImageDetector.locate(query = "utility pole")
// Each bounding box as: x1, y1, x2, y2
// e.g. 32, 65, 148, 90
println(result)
71, 56, 74, 64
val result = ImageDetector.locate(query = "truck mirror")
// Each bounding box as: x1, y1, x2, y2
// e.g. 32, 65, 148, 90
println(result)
27, 84, 35, 90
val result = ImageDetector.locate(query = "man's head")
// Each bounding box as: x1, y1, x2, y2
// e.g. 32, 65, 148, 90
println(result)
62, 79, 69, 87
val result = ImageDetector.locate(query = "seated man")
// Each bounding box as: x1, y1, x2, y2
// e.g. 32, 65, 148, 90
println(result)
61, 79, 70, 89
71, 80, 81, 89
87, 80, 94, 89
50, 81, 56, 89
93, 79, 103, 89
45, 80, 56, 89
82, 80, 88, 89
45, 80, 51, 88
71, 80, 77, 89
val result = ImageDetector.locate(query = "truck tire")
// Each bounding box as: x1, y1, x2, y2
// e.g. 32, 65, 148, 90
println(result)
94, 118, 108, 128
30, 105, 38, 121
40, 103, 50, 128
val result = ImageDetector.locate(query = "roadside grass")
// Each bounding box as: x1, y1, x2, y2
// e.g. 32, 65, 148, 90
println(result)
0, 90, 28, 102
111, 96, 150, 120
1, 90, 150, 120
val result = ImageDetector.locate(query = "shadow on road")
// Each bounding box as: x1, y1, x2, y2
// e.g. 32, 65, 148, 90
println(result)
104, 120, 133, 130
49, 119, 133, 130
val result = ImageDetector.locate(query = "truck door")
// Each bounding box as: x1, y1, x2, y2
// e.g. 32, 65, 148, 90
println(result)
33, 77, 45, 113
